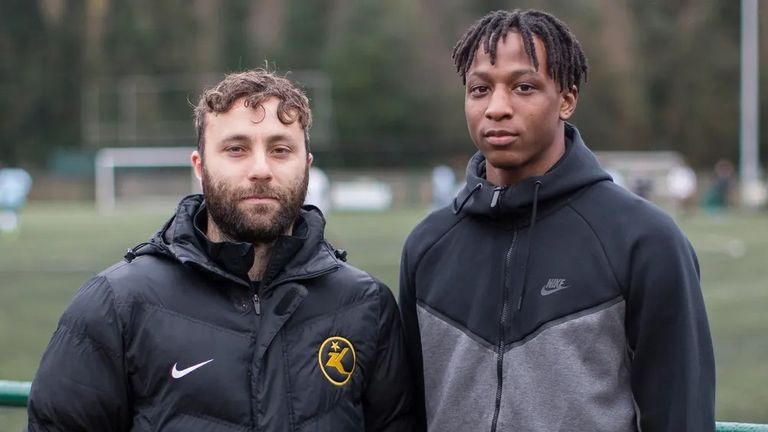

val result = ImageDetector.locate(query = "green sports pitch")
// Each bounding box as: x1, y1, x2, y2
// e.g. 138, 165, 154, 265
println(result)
1, 202, 766, 429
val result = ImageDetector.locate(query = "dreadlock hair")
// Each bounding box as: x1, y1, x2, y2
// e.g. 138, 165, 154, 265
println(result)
452, 9, 588, 92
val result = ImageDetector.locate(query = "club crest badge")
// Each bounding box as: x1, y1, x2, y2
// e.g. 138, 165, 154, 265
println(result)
318, 336, 356, 386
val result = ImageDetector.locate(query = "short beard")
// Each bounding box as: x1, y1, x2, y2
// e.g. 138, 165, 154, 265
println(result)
201, 163, 309, 244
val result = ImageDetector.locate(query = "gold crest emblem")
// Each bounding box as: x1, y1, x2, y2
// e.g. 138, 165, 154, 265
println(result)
318, 336, 356, 386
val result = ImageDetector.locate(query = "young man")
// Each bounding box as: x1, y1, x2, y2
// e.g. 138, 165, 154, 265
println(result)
400, 9, 715, 432
28, 69, 413, 431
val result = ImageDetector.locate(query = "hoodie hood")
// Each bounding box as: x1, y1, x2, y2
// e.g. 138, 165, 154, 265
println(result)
135, 194, 340, 288
454, 123, 611, 219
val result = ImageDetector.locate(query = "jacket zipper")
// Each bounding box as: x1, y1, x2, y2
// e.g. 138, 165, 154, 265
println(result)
253, 293, 261, 315
248, 267, 339, 317
249, 281, 262, 429
491, 230, 516, 432
248, 266, 336, 430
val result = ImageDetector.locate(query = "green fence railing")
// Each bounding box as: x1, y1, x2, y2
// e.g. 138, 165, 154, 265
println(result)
717, 423, 768, 432
1, 379, 767, 430
0, 380, 31, 408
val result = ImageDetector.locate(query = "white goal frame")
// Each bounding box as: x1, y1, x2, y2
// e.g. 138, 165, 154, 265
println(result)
95, 147, 200, 213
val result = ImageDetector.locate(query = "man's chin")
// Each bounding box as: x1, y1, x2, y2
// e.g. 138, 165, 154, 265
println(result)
227, 221, 282, 244
484, 156, 526, 172
241, 212, 280, 229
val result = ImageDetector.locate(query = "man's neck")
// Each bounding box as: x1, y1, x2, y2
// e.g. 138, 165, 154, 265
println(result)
486, 132, 566, 187
206, 220, 276, 281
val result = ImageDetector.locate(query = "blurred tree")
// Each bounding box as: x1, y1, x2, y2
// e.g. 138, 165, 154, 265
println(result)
0, 0, 84, 166
316, 0, 435, 166
629, 0, 741, 168
0, 0, 764, 171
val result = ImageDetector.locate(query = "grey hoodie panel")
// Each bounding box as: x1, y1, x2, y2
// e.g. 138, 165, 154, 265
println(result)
417, 306, 497, 432
418, 299, 636, 432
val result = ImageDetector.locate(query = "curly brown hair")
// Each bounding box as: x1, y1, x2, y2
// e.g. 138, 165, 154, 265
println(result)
194, 68, 313, 154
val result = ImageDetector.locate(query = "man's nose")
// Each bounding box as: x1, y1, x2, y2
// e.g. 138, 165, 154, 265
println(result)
484, 88, 513, 121
247, 153, 273, 181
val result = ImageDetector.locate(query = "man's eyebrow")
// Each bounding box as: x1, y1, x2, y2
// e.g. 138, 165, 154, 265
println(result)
213, 132, 301, 148
265, 133, 299, 145
217, 134, 251, 145
466, 68, 540, 81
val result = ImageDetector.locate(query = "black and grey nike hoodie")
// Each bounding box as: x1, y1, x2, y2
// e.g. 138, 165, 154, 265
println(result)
28, 194, 413, 431
399, 124, 715, 431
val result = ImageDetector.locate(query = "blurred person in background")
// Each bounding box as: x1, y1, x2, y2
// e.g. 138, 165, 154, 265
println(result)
631, 175, 654, 201
0, 162, 32, 237
705, 158, 735, 213
430, 162, 457, 209
28, 69, 413, 431
399, 9, 714, 432
304, 165, 332, 215
666, 161, 698, 217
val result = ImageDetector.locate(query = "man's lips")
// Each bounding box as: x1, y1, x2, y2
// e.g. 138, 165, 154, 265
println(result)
241, 195, 278, 203
483, 129, 518, 145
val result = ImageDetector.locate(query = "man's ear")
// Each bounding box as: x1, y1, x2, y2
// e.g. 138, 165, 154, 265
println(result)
307, 152, 314, 168
559, 85, 578, 120
191, 150, 203, 181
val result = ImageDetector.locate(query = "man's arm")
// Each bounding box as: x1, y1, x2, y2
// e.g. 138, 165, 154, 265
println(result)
398, 249, 427, 431
27, 276, 132, 431
625, 226, 715, 432
362, 281, 414, 432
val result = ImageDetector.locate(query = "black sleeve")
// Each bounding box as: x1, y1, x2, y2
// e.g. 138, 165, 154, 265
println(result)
27, 276, 132, 432
625, 227, 715, 432
398, 248, 427, 431
362, 281, 415, 432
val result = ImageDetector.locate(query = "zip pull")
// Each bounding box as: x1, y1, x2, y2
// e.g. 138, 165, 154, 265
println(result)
490, 187, 503, 208
253, 294, 261, 315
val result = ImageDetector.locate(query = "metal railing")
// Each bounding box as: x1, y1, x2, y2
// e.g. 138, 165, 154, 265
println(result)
718, 423, 768, 432
0, 380, 30, 407
1, 380, 767, 431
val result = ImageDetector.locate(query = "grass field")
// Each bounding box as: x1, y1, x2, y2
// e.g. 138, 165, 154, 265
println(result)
1, 202, 767, 430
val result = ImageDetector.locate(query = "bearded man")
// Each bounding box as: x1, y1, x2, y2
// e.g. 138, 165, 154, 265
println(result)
28, 69, 414, 432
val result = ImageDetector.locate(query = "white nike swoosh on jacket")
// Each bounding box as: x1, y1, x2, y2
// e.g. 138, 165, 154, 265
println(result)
171, 359, 214, 379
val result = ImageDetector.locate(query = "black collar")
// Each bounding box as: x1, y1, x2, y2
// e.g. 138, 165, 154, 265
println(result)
192, 204, 307, 286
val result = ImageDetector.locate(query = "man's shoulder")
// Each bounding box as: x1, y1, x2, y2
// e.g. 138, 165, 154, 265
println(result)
577, 182, 679, 227
99, 250, 171, 278
301, 260, 400, 323
403, 205, 463, 260
94, 252, 181, 301
572, 181, 691, 249
321, 259, 389, 296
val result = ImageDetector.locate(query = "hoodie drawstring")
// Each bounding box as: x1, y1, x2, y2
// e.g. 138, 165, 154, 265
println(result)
453, 183, 483, 215
124, 242, 152, 262
517, 181, 542, 311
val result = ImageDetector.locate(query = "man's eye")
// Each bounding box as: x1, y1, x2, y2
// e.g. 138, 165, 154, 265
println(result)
469, 85, 489, 96
226, 146, 245, 154
516, 84, 535, 93
272, 147, 291, 156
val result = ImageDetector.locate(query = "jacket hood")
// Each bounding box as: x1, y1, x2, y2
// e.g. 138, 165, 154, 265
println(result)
136, 194, 339, 288
454, 123, 611, 219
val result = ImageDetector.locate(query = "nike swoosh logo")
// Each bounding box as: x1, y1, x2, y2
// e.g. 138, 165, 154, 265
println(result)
171, 359, 214, 379
540, 285, 569, 296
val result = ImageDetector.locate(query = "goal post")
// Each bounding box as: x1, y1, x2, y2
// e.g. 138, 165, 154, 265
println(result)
594, 150, 687, 202
95, 147, 200, 213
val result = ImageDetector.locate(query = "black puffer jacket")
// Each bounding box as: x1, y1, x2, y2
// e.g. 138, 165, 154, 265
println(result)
28, 195, 413, 431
